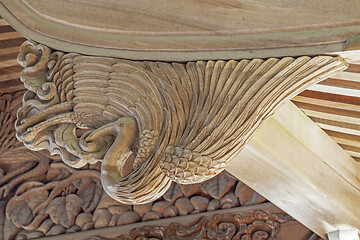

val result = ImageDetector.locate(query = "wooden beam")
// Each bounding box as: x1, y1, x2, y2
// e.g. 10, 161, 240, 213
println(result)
226, 101, 360, 238
1, 0, 360, 61
328, 230, 360, 240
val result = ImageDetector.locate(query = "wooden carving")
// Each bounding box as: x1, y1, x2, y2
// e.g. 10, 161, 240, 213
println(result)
15, 40, 348, 204
90, 210, 291, 240
3, 164, 267, 239
0, 90, 51, 199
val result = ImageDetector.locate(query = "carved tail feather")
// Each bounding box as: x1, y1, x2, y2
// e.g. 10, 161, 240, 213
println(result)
156, 56, 348, 184
134, 129, 159, 168
160, 146, 225, 184
216, 56, 348, 161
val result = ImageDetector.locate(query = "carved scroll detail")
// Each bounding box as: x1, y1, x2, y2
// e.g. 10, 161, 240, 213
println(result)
91, 210, 291, 240
15, 40, 348, 204
2, 157, 268, 240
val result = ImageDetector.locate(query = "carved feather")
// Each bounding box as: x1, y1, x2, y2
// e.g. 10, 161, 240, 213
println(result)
15, 41, 348, 203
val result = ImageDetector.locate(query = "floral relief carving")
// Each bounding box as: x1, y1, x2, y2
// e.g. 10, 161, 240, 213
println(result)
14, 40, 348, 204
1, 145, 268, 240
90, 210, 291, 240
0, 92, 313, 240
0, 91, 49, 199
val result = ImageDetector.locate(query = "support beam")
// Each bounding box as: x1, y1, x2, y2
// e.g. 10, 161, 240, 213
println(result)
226, 101, 360, 239
328, 230, 360, 240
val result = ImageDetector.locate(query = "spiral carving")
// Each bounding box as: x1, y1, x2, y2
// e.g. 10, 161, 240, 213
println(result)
93, 210, 291, 240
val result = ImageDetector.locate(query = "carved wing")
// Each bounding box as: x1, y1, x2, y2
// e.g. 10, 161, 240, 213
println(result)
146, 57, 347, 184
70, 57, 171, 204
14, 41, 347, 204
66, 56, 348, 186
71, 57, 164, 161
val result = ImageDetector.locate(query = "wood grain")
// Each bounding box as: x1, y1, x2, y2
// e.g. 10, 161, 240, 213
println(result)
1, 0, 360, 60
0, 17, 25, 93
227, 101, 360, 238
293, 64, 360, 162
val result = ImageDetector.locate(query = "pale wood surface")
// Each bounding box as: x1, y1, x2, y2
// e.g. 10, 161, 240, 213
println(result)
293, 63, 360, 163
226, 101, 360, 238
328, 230, 360, 240
1, 0, 360, 60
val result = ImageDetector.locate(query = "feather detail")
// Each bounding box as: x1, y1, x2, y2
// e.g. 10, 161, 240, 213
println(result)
44, 52, 347, 187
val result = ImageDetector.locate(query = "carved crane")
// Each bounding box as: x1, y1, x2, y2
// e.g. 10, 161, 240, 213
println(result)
15, 41, 347, 204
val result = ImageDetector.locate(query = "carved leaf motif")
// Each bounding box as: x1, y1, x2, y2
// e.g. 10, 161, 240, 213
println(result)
178, 182, 202, 197
96, 192, 124, 210
5, 198, 34, 228
77, 178, 103, 213
200, 173, 236, 200
36, 219, 54, 235
45, 194, 83, 228
93, 209, 111, 229
245, 192, 267, 206
235, 181, 255, 205
46, 224, 66, 236
162, 184, 183, 203
4, 217, 20, 240
21, 187, 49, 212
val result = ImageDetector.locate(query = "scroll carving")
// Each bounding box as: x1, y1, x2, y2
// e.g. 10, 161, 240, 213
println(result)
15, 40, 348, 204
2, 153, 269, 240
0, 91, 51, 199
91, 210, 291, 240
1, 94, 267, 240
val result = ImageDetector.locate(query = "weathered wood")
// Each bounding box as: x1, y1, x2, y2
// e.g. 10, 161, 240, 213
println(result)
1, 0, 360, 60
226, 101, 360, 238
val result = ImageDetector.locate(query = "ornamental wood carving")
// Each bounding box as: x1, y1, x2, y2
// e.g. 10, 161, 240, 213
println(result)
3, 163, 267, 239
90, 210, 291, 240
15, 40, 348, 204
0, 90, 51, 199
0, 90, 317, 240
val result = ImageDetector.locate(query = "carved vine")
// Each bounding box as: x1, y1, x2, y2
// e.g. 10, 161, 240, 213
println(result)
1, 152, 268, 240
0, 91, 53, 199
1, 94, 270, 240
15, 40, 348, 204
91, 210, 291, 240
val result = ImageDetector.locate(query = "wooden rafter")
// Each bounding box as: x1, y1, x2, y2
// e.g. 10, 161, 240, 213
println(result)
226, 101, 360, 238
293, 63, 360, 163
0, 16, 25, 93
